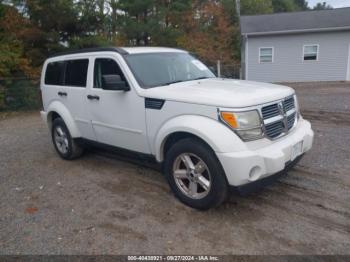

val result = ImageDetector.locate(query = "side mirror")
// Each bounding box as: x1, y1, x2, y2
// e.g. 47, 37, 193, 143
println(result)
101, 74, 130, 91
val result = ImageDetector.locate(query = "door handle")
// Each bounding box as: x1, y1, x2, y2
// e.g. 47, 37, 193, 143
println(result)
87, 95, 100, 101
58, 91, 67, 97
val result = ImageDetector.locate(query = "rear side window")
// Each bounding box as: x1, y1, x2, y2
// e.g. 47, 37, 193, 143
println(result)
64, 59, 89, 87
45, 59, 89, 87
45, 61, 65, 85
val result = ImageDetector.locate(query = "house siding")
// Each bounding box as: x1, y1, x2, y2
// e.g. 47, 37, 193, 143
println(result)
246, 31, 350, 82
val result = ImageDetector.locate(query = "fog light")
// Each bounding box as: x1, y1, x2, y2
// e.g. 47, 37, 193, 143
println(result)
249, 166, 262, 181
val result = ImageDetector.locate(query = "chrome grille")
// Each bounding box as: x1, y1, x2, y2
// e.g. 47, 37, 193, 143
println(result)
265, 121, 284, 139
287, 113, 296, 130
283, 97, 295, 113
261, 104, 280, 119
261, 96, 297, 139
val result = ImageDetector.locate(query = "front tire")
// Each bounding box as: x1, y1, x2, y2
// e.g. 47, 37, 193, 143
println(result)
51, 118, 84, 160
164, 138, 228, 210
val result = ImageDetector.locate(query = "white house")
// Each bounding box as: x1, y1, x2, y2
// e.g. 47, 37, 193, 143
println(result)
241, 8, 350, 82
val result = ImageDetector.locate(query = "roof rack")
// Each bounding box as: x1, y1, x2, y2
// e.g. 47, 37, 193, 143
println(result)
49, 47, 128, 58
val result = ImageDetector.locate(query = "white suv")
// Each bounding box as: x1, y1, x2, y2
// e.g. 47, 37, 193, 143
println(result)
40, 47, 314, 210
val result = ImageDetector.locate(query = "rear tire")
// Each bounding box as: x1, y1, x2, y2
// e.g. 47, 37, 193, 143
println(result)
164, 138, 228, 210
51, 118, 84, 160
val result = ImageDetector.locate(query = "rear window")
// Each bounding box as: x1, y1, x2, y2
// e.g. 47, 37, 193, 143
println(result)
45, 61, 65, 85
44, 59, 89, 87
64, 59, 89, 87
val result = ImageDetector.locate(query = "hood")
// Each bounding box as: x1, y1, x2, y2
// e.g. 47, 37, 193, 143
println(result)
140, 78, 295, 108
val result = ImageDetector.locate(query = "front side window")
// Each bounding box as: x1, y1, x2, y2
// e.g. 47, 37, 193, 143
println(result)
64, 59, 89, 87
124, 52, 215, 88
94, 58, 128, 89
45, 61, 65, 85
303, 45, 318, 61
259, 47, 273, 63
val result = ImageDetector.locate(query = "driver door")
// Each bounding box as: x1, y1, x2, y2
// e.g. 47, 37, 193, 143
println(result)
86, 55, 150, 154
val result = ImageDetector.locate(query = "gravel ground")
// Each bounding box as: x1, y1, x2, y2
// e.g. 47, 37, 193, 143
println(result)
0, 82, 349, 255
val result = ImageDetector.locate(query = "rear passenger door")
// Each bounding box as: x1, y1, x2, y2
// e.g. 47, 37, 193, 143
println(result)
62, 59, 95, 139
44, 58, 95, 140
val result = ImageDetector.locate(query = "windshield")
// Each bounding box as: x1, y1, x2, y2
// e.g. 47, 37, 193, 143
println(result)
124, 52, 216, 88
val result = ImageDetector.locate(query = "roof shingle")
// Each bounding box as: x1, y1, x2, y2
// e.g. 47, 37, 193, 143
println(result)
241, 7, 350, 35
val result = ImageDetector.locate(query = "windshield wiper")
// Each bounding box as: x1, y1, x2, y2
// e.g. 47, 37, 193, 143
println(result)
163, 80, 186, 86
164, 77, 212, 86
161, 77, 213, 87
192, 76, 214, 81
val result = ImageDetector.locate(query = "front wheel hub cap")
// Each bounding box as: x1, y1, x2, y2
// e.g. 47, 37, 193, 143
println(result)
173, 153, 212, 199
54, 126, 69, 154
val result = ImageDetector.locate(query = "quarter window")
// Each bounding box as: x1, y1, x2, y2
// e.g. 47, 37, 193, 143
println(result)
45, 61, 65, 85
259, 48, 273, 63
303, 45, 318, 61
64, 59, 89, 87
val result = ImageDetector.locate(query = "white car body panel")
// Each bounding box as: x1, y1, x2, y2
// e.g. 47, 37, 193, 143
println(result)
145, 101, 246, 161
139, 78, 295, 108
43, 100, 82, 138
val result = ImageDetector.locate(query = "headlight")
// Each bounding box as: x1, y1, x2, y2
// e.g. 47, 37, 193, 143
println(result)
219, 110, 263, 141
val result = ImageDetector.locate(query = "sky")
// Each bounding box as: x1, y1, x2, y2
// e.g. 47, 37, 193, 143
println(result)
308, 0, 350, 8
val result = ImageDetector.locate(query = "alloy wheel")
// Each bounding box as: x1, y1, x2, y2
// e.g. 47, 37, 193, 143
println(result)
54, 126, 69, 154
172, 153, 212, 199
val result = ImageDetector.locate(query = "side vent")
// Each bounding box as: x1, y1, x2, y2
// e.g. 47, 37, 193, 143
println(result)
145, 98, 165, 110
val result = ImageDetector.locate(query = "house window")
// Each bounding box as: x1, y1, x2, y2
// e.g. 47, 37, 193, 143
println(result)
259, 47, 273, 63
303, 45, 318, 61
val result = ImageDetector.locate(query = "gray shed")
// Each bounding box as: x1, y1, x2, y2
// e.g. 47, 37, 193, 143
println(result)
241, 8, 350, 82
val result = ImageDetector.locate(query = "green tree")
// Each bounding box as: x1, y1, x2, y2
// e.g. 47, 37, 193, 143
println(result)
220, 0, 238, 23
16, 0, 79, 43
10, 0, 81, 62
109, 0, 118, 41
151, 0, 191, 46
294, 0, 309, 10
75, 0, 100, 35
272, 0, 298, 12
272, 0, 309, 12
116, 0, 190, 46
313, 2, 333, 10
117, 0, 155, 45
177, 0, 237, 65
0, 3, 40, 110
0, 4, 37, 77
241, 0, 273, 15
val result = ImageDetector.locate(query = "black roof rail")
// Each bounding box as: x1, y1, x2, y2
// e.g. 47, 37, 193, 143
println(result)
49, 47, 128, 58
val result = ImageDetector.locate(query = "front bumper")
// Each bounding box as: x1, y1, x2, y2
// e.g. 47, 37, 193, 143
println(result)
216, 118, 314, 186
230, 154, 303, 196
